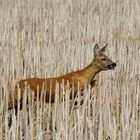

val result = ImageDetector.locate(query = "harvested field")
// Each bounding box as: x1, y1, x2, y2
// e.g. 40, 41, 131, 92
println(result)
0, 0, 140, 139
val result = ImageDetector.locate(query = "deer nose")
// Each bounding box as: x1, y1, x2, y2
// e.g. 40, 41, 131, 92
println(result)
112, 63, 117, 67
108, 63, 117, 69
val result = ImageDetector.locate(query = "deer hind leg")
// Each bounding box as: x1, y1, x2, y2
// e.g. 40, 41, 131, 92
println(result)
8, 84, 24, 127
8, 99, 23, 127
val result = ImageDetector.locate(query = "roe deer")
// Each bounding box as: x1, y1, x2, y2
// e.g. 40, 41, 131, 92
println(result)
8, 43, 116, 111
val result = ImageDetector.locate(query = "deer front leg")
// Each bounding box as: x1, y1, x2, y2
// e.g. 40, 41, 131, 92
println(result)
73, 80, 97, 107
77, 79, 97, 96
90, 79, 97, 88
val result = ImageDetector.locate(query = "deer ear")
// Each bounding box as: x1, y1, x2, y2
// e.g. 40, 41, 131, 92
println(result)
94, 44, 100, 56
99, 43, 108, 53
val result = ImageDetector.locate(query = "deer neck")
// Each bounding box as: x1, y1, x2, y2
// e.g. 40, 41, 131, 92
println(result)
81, 60, 100, 82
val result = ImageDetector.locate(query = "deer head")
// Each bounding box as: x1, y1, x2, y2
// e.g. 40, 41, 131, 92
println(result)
93, 44, 117, 70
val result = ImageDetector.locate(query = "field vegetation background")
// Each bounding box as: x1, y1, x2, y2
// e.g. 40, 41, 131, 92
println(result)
0, 0, 140, 139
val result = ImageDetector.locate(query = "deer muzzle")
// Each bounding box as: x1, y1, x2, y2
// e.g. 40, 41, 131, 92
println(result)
108, 63, 117, 70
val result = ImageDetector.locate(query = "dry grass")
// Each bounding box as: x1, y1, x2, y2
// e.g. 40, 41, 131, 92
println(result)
0, 0, 140, 139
